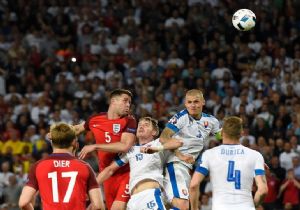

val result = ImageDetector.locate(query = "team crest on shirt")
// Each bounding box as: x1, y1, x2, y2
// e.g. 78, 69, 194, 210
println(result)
113, 124, 121, 133
169, 116, 177, 124
203, 121, 209, 128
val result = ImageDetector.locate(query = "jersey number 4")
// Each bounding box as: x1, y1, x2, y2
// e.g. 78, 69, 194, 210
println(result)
227, 161, 241, 189
48, 171, 78, 203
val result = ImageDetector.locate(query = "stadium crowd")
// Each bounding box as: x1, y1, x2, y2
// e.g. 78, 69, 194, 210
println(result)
0, 0, 300, 209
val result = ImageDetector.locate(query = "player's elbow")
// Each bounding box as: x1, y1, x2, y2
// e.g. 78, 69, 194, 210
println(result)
189, 182, 199, 192
261, 185, 268, 196
119, 144, 131, 153
258, 184, 268, 197
159, 137, 167, 144
18, 199, 29, 209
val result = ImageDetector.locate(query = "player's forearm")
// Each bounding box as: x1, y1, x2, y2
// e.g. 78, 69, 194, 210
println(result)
73, 122, 86, 136
162, 138, 183, 150
96, 167, 115, 184
19, 203, 34, 210
95, 142, 130, 153
89, 188, 105, 210
254, 188, 268, 207
189, 186, 200, 210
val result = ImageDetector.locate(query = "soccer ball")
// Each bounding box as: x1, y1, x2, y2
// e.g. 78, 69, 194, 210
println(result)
232, 9, 256, 31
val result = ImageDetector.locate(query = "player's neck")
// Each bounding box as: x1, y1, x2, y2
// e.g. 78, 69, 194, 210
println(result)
190, 113, 202, 120
138, 137, 153, 145
107, 108, 122, 119
53, 148, 74, 155
222, 138, 240, 145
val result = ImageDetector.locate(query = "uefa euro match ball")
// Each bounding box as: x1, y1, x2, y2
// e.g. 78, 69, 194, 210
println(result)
232, 9, 256, 31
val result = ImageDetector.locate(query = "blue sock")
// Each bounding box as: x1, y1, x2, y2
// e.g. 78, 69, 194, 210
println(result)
170, 208, 180, 210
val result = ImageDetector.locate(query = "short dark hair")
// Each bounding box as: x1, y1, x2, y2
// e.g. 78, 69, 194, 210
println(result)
50, 123, 76, 148
110, 89, 133, 100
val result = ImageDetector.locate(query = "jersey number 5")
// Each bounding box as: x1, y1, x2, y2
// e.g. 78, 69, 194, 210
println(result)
227, 161, 241, 189
105, 132, 111, 143
48, 171, 78, 203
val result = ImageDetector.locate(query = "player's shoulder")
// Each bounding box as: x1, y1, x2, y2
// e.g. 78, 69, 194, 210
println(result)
243, 145, 263, 157
75, 158, 93, 167
201, 112, 218, 122
204, 145, 221, 155
125, 114, 137, 122
88, 112, 107, 121
174, 109, 189, 119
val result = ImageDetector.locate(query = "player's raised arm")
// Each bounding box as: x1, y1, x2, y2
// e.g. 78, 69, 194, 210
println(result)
79, 131, 136, 159
18, 186, 36, 210
73, 121, 86, 136
160, 127, 195, 163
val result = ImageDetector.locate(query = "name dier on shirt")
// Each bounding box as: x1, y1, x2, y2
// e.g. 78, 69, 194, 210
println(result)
53, 160, 70, 167
221, 148, 244, 155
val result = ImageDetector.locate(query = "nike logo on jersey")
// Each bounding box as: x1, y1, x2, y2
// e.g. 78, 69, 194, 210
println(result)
92, 124, 101, 128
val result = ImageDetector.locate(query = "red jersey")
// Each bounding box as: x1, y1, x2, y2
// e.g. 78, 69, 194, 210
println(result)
282, 179, 299, 205
264, 174, 279, 203
26, 153, 99, 210
85, 113, 137, 174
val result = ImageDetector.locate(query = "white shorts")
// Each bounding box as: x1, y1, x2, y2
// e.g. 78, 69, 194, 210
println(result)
126, 188, 166, 210
164, 162, 191, 201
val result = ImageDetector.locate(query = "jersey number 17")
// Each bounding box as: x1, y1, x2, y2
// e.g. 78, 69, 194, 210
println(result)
48, 171, 78, 203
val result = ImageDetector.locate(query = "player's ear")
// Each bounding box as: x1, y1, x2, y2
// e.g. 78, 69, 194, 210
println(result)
71, 138, 79, 154
152, 130, 158, 137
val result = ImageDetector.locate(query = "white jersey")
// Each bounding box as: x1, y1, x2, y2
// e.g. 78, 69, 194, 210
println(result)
166, 109, 220, 168
115, 139, 165, 193
196, 144, 265, 210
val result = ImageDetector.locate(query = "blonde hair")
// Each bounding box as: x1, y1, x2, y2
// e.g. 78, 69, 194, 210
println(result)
139, 117, 159, 137
222, 116, 243, 140
185, 89, 204, 99
50, 123, 76, 148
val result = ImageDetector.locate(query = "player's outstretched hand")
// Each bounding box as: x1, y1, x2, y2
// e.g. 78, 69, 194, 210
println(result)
175, 150, 195, 164
78, 145, 97, 159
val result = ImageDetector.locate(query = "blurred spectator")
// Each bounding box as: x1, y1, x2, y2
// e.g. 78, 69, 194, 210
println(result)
278, 169, 300, 210
279, 142, 299, 171
2, 174, 22, 210
270, 155, 286, 183
0, 161, 13, 200
263, 169, 280, 210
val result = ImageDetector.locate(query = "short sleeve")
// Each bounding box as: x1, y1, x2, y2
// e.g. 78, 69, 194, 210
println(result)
124, 116, 137, 134
87, 165, 100, 191
165, 111, 187, 133
254, 152, 265, 176
25, 162, 39, 190
211, 117, 221, 135
195, 151, 209, 176
114, 153, 129, 167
